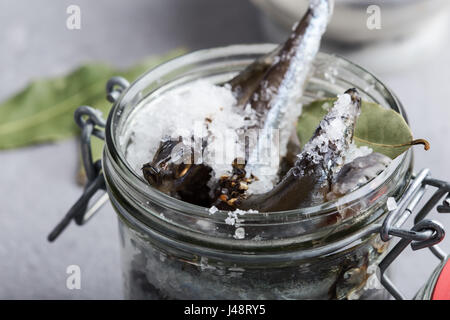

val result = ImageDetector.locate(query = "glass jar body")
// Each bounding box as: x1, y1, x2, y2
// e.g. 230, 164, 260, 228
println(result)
103, 45, 413, 300
117, 211, 392, 300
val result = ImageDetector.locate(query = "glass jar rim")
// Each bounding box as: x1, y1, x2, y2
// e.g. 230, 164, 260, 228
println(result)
104, 43, 411, 225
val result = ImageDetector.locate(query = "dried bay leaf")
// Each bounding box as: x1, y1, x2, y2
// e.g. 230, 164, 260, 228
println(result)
0, 64, 111, 149
297, 98, 429, 159
81, 49, 188, 171
0, 49, 186, 150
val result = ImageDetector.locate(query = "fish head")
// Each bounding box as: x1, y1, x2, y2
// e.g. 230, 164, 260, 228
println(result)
345, 88, 361, 105
341, 88, 362, 144
142, 139, 210, 195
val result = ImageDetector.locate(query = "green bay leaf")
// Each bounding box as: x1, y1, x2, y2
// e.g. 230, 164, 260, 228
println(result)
83, 49, 188, 168
0, 64, 113, 149
297, 98, 429, 159
0, 49, 187, 151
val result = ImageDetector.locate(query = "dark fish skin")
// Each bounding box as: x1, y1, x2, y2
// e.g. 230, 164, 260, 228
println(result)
229, 0, 330, 114
142, 1, 331, 206
326, 152, 392, 201
325, 152, 392, 221
141, 48, 281, 204
215, 3, 331, 207
139, 54, 273, 205
243, 1, 331, 181
233, 89, 361, 212
244, 9, 316, 123
228, 48, 281, 107
278, 129, 303, 178
142, 138, 212, 207
142, 139, 180, 191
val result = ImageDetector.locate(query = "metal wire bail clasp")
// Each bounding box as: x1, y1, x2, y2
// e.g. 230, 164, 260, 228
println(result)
47, 107, 107, 242
48, 76, 130, 242
377, 169, 450, 299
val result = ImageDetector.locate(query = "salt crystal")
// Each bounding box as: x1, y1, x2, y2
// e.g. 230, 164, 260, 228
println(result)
367, 264, 378, 275
208, 206, 219, 215
364, 274, 382, 290
123, 80, 250, 179
122, 74, 370, 205
234, 227, 245, 240
344, 143, 373, 165
387, 197, 398, 211
225, 217, 236, 226
224, 208, 258, 227
295, 93, 366, 178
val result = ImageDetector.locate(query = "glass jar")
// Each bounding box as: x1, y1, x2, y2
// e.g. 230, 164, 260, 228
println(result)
101, 44, 414, 299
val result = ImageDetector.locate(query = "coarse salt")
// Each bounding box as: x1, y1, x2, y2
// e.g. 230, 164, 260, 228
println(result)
386, 197, 398, 211
123, 80, 251, 179
234, 227, 245, 240
208, 206, 219, 215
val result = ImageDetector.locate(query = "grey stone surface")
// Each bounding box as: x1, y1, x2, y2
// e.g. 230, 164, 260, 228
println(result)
0, 0, 448, 299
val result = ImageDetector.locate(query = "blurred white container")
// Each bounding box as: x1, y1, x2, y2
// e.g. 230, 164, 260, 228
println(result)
251, 0, 450, 73
251, 0, 448, 44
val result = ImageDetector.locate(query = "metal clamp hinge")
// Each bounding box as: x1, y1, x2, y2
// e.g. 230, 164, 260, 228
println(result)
48, 77, 129, 242
377, 168, 450, 299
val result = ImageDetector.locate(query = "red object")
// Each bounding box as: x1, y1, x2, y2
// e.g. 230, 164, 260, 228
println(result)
432, 259, 450, 300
